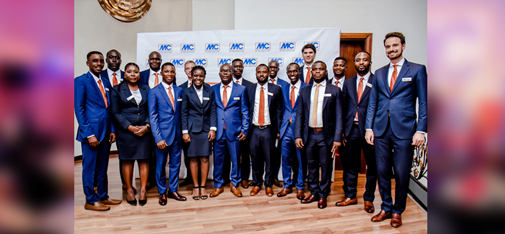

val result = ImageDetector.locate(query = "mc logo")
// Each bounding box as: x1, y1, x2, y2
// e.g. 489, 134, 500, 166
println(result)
255, 42, 270, 51
292, 57, 304, 65
268, 57, 284, 66
243, 58, 257, 67
194, 58, 208, 67
229, 43, 245, 52
158, 44, 173, 52
205, 43, 220, 52
218, 58, 232, 65
304, 41, 320, 50
180, 43, 195, 52
279, 42, 295, 51
171, 58, 185, 66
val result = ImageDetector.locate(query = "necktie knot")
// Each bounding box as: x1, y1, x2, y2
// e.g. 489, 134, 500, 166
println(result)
291, 86, 296, 90
335, 80, 339, 86
270, 79, 275, 83
235, 80, 239, 84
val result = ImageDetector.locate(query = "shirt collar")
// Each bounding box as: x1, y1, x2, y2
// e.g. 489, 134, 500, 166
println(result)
390, 57, 405, 68
256, 82, 267, 89
107, 68, 120, 75
89, 71, 101, 82
150, 69, 161, 75
333, 76, 345, 83
358, 71, 371, 81
313, 80, 326, 87
221, 82, 232, 88
161, 81, 173, 89
193, 85, 202, 92
291, 79, 301, 89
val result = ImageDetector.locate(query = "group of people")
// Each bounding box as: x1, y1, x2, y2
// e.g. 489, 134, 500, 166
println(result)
75, 31, 427, 228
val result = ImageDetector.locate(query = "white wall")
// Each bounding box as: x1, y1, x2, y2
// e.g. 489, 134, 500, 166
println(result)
75, 0, 426, 156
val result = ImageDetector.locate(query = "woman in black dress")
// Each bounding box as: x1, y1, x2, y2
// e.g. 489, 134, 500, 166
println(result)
181, 66, 217, 200
111, 62, 152, 206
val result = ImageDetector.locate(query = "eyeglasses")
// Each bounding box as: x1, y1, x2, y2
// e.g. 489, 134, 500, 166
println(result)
220, 69, 232, 73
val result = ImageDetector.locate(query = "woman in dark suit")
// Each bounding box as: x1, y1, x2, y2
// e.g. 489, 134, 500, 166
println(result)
181, 66, 217, 200
111, 62, 152, 206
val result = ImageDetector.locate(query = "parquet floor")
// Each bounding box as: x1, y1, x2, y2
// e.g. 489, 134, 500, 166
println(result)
74, 156, 427, 233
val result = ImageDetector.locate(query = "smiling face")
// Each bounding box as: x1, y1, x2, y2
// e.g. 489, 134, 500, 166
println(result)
86, 53, 104, 77
268, 60, 279, 79
354, 52, 371, 75
192, 68, 205, 89
161, 64, 175, 85
219, 64, 233, 85
311, 61, 327, 83
286, 64, 300, 85
148, 52, 162, 72
333, 59, 346, 78
124, 64, 140, 84
256, 65, 269, 84
384, 37, 405, 62
302, 48, 316, 65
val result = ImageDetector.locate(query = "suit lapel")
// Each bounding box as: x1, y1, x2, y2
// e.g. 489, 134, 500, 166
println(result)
349, 76, 358, 104
391, 60, 410, 93
121, 83, 136, 106
229, 83, 240, 108
139, 85, 149, 106
202, 86, 210, 108
188, 87, 202, 108
214, 85, 224, 108
159, 85, 174, 111
323, 85, 331, 109
267, 83, 272, 107
382, 67, 391, 96
360, 74, 373, 103
88, 72, 108, 107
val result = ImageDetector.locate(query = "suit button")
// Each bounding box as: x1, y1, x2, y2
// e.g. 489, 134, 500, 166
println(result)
138, 113, 140, 115
387, 110, 389, 112
357, 106, 359, 109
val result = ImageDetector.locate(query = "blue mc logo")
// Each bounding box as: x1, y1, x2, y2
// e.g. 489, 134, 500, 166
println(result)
180, 43, 195, 52
279, 42, 295, 51
218, 58, 232, 65
205, 43, 220, 52
304, 41, 320, 50
171, 58, 185, 66
194, 58, 208, 66
243, 58, 257, 67
158, 44, 172, 52
255, 42, 270, 51
229, 43, 245, 52
268, 57, 284, 66
293, 57, 305, 66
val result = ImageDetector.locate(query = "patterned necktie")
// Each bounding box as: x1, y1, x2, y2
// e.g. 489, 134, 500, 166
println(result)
167, 86, 175, 110
112, 72, 118, 86
97, 79, 108, 107
356, 77, 364, 119
390, 65, 397, 92
312, 84, 321, 126
258, 87, 265, 126
154, 73, 159, 86
305, 67, 311, 83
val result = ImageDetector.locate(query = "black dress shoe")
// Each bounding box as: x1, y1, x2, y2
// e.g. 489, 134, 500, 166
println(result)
126, 198, 137, 206
167, 191, 187, 201
138, 190, 147, 206
159, 193, 167, 206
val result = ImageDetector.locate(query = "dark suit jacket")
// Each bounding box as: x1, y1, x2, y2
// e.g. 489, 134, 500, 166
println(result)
365, 59, 427, 139
212, 82, 250, 141
245, 83, 283, 139
100, 69, 124, 87
240, 78, 255, 89
110, 82, 150, 130
294, 83, 343, 146
181, 85, 217, 133
148, 83, 183, 145
342, 74, 374, 137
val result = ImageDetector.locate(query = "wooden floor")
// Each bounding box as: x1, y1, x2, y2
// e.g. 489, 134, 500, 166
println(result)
74, 156, 427, 233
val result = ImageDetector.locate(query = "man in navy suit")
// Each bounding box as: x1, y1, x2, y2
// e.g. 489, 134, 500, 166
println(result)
148, 62, 187, 205
231, 58, 255, 189
140, 51, 164, 88
75, 51, 122, 211
365, 32, 427, 227
277, 63, 309, 199
179, 60, 196, 187
337, 51, 377, 214
267, 60, 288, 188
328, 57, 347, 90
298, 44, 317, 84
295, 61, 343, 209
210, 63, 249, 198
247, 64, 283, 197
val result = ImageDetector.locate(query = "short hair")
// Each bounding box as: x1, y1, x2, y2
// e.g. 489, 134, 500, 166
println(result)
301, 44, 316, 53
106, 49, 121, 57
184, 60, 195, 67
124, 62, 139, 71
384, 32, 406, 45
232, 58, 243, 65
191, 65, 206, 76
355, 51, 371, 59
334, 57, 347, 63
149, 51, 161, 57
287, 62, 300, 69
161, 62, 175, 71
87, 51, 103, 60
313, 60, 327, 69
256, 64, 269, 72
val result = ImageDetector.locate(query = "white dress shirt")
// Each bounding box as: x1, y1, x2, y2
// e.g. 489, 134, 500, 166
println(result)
233, 77, 243, 85
330, 76, 345, 91
252, 83, 271, 126
194, 85, 203, 103
220, 82, 233, 105
148, 69, 162, 89
388, 57, 405, 87
269, 77, 279, 85
131, 88, 142, 105
107, 68, 123, 86
308, 81, 326, 128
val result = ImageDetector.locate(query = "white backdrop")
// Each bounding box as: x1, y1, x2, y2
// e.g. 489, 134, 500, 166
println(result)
137, 28, 340, 84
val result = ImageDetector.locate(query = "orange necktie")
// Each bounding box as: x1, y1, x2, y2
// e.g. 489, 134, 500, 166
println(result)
270, 79, 276, 84
335, 80, 339, 86
223, 85, 229, 129
112, 72, 118, 86
290, 86, 296, 123
305, 67, 311, 83
236, 80, 239, 84
154, 73, 159, 86
312, 84, 320, 126
390, 65, 397, 92
97, 79, 108, 107
167, 86, 175, 109
258, 87, 265, 126
356, 77, 364, 119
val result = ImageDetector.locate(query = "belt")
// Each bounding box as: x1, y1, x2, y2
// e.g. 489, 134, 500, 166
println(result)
253, 125, 269, 129
309, 127, 323, 132
353, 121, 359, 126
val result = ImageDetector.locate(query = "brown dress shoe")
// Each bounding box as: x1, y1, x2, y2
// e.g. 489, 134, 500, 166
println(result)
371, 210, 392, 222
100, 199, 122, 205
296, 190, 305, 200
241, 180, 250, 189
335, 197, 357, 206
231, 184, 243, 197
364, 201, 375, 213
265, 187, 274, 197
277, 188, 293, 197
273, 178, 282, 187
318, 197, 327, 209
391, 213, 402, 228
301, 194, 318, 204
250, 186, 261, 196
84, 201, 110, 211
167, 191, 187, 201
159, 193, 168, 206
209, 187, 224, 198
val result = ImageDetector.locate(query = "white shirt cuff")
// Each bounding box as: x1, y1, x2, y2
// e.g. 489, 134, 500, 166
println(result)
87, 134, 95, 138
210, 127, 217, 131
182, 130, 188, 134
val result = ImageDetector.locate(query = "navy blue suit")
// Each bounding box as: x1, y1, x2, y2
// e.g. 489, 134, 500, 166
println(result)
74, 71, 115, 204
148, 82, 184, 194
212, 82, 249, 188
365, 59, 427, 214
279, 81, 309, 190
341, 74, 377, 201
295, 82, 343, 198
245, 83, 283, 188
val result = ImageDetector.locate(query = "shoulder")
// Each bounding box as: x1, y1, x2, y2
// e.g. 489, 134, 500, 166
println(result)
405, 60, 426, 70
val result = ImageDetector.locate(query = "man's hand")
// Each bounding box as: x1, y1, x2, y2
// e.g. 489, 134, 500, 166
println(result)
183, 133, 191, 143
342, 134, 347, 146
412, 132, 426, 147
157, 140, 168, 149
295, 138, 304, 149
88, 136, 99, 149
331, 141, 342, 158
109, 133, 116, 144
208, 130, 216, 142
134, 126, 149, 137
365, 129, 374, 145
237, 132, 246, 141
